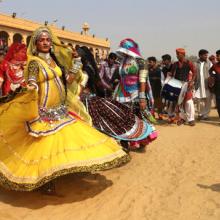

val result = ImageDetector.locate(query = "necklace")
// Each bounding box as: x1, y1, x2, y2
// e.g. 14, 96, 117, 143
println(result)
38, 53, 52, 65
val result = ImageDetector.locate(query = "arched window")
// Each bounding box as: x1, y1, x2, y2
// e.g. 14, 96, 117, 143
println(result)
0, 31, 9, 46
95, 48, 100, 64
89, 47, 94, 55
13, 33, 23, 43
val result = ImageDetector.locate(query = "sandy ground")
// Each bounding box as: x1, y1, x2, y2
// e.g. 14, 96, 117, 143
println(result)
0, 109, 220, 220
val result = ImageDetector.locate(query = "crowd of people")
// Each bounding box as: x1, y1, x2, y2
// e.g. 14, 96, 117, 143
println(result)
146, 49, 220, 126
0, 26, 219, 194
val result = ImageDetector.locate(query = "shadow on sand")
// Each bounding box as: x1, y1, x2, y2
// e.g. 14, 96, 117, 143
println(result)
197, 183, 220, 192
0, 172, 113, 209
196, 116, 220, 127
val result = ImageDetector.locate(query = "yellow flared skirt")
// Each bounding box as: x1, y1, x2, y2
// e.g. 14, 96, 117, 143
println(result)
0, 91, 129, 191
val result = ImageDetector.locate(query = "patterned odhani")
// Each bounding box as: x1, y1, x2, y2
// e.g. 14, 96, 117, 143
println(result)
0, 43, 27, 96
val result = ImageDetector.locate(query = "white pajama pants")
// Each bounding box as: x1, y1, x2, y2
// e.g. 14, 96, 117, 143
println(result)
180, 99, 195, 122
196, 97, 211, 117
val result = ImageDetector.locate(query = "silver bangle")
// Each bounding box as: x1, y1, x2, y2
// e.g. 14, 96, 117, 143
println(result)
28, 82, 39, 91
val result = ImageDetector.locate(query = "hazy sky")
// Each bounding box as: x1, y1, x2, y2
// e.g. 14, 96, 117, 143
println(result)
0, 0, 219, 59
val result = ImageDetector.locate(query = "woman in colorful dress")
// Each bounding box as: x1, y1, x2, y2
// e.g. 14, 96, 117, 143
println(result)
113, 39, 157, 148
0, 43, 27, 97
0, 26, 129, 192
75, 46, 156, 150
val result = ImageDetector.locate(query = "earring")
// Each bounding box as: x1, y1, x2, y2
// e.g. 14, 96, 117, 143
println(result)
50, 46, 54, 54
32, 48, 38, 56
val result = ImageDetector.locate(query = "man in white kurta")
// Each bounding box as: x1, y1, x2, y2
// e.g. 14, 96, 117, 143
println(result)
194, 49, 212, 119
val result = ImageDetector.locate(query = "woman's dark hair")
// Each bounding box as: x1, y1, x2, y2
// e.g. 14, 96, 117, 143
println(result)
50, 50, 67, 95
216, 50, 220, 56
76, 46, 102, 94
77, 46, 99, 74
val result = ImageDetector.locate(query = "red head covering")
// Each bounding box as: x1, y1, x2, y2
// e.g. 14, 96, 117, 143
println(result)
176, 48, 186, 55
4, 43, 27, 62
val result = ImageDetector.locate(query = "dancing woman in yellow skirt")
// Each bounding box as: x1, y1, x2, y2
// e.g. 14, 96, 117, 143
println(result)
0, 27, 129, 192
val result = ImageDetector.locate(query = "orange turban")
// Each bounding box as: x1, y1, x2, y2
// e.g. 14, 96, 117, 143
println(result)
176, 48, 185, 55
